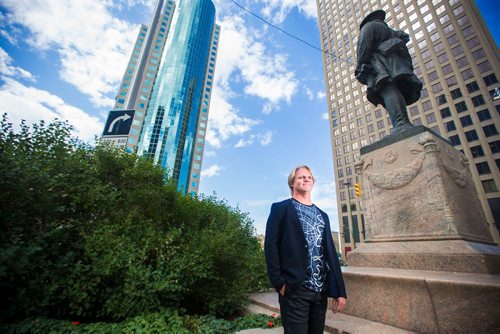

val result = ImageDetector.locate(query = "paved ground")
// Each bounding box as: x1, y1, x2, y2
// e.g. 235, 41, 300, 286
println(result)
238, 291, 417, 334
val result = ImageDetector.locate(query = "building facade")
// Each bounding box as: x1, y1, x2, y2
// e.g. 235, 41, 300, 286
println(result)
102, 0, 219, 195
315, 0, 500, 257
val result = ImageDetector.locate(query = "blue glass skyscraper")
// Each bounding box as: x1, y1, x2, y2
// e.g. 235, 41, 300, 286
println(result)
104, 0, 219, 195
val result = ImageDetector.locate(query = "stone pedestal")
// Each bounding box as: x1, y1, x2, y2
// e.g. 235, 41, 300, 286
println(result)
344, 126, 500, 333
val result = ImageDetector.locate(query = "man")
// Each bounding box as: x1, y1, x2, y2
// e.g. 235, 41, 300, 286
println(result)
355, 9, 422, 134
264, 165, 347, 333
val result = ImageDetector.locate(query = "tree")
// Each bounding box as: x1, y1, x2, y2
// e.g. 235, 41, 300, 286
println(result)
0, 114, 268, 322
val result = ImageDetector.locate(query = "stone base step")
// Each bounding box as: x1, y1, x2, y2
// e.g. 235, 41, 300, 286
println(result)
244, 291, 416, 334
342, 266, 500, 333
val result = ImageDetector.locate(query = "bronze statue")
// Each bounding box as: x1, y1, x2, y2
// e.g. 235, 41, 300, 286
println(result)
355, 10, 423, 134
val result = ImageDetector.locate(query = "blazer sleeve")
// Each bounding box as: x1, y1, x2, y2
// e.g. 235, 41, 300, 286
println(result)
323, 212, 347, 298
264, 203, 286, 292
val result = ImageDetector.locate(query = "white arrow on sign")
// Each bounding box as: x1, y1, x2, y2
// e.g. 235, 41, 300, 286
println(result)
108, 114, 132, 133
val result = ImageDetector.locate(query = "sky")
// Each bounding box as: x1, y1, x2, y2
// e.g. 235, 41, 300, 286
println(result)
0, 0, 498, 235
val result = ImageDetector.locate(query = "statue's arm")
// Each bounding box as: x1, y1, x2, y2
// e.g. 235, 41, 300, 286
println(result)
355, 25, 375, 84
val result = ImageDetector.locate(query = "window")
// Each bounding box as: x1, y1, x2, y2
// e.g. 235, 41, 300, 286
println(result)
456, 57, 468, 68
465, 130, 479, 142
470, 145, 484, 158
428, 71, 438, 81
440, 107, 451, 118
450, 88, 462, 99
438, 53, 449, 64
463, 25, 474, 37
467, 36, 480, 49
455, 101, 468, 113
423, 100, 433, 111
477, 109, 492, 121
460, 115, 473, 127
471, 95, 486, 107
449, 135, 461, 146
377, 120, 385, 129
409, 105, 420, 116
452, 45, 464, 56
466, 81, 480, 93
476, 161, 491, 175
446, 120, 456, 131
434, 42, 444, 53
490, 141, 500, 154
478, 61, 492, 73
461, 68, 474, 81
483, 124, 499, 137
432, 82, 442, 93
442, 63, 452, 75
426, 113, 437, 123
472, 48, 485, 60
482, 180, 498, 193
484, 74, 499, 86
457, 15, 469, 26
436, 95, 447, 105
446, 76, 458, 87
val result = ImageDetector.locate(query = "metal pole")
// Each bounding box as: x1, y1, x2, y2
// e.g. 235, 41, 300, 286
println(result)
343, 182, 356, 253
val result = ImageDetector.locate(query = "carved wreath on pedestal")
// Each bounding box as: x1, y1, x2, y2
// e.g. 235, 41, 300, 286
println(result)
357, 132, 469, 190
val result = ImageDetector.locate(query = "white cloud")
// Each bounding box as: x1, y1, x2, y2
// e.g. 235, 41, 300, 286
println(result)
0, 77, 103, 142
206, 88, 260, 148
234, 130, 273, 148
206, 14, 298, 147
261, 0, 318, 24
0, 47, 35, 81
1, 0, 139, 108
317, 90, 326, 100
322, 112, 329, 120
216, 15, 298, 107
259, 130, 273, 145
201, 164, 225, 178
305, 87, 314, 101
204, 150, 216, 157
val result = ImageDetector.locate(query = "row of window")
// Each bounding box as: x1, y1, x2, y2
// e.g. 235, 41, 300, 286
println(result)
449, 124, 499, 146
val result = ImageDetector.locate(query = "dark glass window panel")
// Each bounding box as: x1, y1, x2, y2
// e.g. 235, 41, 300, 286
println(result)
465, 130, 478, 142
449, 135, 461, 146
460, 115, 473, 127
470, 145, 484, 158
477, 109, 492, 121
483, 124, 499, 137
446, 120, 456, 132
476, 162, 491, 175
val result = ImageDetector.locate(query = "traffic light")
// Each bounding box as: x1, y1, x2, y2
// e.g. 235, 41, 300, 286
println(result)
355, 183, 361, 197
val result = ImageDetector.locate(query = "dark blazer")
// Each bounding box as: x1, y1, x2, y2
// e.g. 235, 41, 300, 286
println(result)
264, 199, 347, 298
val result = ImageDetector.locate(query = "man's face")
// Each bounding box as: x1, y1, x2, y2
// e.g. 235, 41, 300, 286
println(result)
292, 168, 314, 195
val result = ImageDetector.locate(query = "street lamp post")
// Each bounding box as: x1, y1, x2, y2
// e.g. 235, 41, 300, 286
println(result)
343, 182, 356, 254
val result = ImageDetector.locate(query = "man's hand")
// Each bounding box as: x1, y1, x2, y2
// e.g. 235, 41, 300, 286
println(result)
330, 297, 347, 313
279, 284, 286, 296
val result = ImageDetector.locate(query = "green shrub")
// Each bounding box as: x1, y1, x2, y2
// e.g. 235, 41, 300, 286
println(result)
0, 114, 269, 323
0, 311, 281, 333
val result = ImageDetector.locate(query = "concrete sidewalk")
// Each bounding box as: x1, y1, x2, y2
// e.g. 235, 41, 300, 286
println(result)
238, 291, 417, 334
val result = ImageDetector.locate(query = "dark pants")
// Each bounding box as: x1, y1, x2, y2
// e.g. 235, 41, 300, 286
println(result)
278, 286, 328, 334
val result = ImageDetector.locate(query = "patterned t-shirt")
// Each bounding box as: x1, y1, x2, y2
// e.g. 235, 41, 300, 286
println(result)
291, 199, 327, 292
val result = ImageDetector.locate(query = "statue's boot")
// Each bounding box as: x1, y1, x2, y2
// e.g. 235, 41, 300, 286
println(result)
389, 109, 413, 134
379, 84, 414, 134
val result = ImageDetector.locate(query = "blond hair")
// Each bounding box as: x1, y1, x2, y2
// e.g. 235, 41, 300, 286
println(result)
288, 165, 315, 195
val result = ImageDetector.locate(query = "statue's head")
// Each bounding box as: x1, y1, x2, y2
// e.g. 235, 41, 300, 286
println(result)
359, 9, 386, 30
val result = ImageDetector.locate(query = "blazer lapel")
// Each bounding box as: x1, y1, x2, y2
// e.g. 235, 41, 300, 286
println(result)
286, 199, 307, 244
